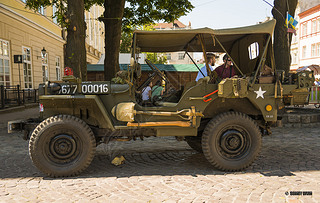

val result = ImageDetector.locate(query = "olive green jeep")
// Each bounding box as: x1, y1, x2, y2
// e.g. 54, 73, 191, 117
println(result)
8, 19, 314, 177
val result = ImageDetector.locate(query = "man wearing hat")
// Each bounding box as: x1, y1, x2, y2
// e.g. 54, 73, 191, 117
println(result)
215, 54, 236, 79
195, 53, 217, 81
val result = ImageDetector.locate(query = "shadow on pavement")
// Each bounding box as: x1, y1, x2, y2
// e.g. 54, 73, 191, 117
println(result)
1, 126, 319, 180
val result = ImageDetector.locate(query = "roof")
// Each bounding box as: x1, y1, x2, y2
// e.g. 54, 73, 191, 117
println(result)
154, 20, 187, 29
134, 19, 276, 53
87, 64, 201, 72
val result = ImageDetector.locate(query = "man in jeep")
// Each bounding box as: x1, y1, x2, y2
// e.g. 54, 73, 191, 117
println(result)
195, 53, 217, 81
215, 54, 236, 79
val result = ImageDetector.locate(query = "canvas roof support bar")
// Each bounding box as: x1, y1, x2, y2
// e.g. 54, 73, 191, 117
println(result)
250, 35, 271, 87
212, 35, 244, 77
198, 34, 212, 77
186, 52, 205, 77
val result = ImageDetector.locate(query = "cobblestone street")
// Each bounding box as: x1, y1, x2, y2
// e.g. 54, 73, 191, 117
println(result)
0, 107, 319, 202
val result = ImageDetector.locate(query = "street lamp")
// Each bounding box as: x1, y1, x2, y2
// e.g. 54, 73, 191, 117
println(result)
37, 47, 47, 59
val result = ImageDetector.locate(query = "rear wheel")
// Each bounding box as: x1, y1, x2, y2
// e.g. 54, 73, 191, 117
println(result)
202, 112, 261, 171
29, 115, 96, 177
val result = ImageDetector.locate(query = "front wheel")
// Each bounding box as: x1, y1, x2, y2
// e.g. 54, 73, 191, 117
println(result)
29, 115, 96, 177
202, 112, 261, 171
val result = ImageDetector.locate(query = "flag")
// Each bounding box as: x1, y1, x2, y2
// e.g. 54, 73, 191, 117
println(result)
285, 12, 298, 35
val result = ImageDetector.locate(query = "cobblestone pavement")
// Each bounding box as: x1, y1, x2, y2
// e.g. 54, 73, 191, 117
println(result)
0, 108, 319, 202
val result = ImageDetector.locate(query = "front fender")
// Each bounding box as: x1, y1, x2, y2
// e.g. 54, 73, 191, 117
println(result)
39, 95, 115, 130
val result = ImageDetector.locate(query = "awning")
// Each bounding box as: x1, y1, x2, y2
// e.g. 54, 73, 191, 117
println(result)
297, 65, 320, 75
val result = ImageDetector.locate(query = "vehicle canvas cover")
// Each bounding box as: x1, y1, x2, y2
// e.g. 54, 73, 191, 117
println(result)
134, 19, 276, 76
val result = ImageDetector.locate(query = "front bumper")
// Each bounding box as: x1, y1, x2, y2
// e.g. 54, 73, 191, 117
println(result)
8, 118, 40, 140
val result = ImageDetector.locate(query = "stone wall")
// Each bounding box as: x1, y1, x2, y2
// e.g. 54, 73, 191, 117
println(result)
280, 107, 320, 127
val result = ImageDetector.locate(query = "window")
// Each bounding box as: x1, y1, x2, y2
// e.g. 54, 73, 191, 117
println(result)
0, 39, 10, 87
311, 44, 316, 57
292, 33, 298, 43
318, 19, 320, 32
38, 6, 45, 15
56, 56, 61, 80
165, 53, 171, 60
248, 42, 259, 60
52, 5, 58, 24
291, 50, 298, 64
42, 53, 49, 82
178, 53, 184, 60
302, 46, 307, 59
312, 20, 317, 33
317, 43, 320, 56
302, 23, 307, 36
22, 47, 32, 88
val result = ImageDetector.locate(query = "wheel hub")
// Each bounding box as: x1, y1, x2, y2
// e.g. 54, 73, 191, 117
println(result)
50, 134, 76, 160
220, 130, 246, 156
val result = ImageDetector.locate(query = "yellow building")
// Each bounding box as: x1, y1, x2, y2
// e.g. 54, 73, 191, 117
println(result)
0, 0, 104, 89
0, 0, 65, 89
85, 5, 105, 64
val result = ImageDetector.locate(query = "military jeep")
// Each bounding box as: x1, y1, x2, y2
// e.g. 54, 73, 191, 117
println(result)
8, 19, 314, 177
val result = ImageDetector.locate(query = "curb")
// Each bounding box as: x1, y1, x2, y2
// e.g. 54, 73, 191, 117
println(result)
279, 107, 320, 128
0, 103, 39, 114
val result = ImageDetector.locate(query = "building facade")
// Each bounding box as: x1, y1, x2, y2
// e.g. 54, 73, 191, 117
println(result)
298, 4, 320, 68
0, 0, 65, 88
85, 5, 105, 64
0, 0, 104, 89
290, 1, 320, 71
154, 20, 193, 64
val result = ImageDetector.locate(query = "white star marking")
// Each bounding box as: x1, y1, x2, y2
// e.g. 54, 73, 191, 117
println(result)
254, 87, 266, 99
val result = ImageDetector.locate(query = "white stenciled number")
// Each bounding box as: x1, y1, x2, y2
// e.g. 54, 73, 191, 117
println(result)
61, 85, 70, 94
87, 85, 93, 93
82, 85, 87, 93
72, 85, 77, 94
81, 83, 109, 94
94, 84, 99, 93
103, 84, 108, 92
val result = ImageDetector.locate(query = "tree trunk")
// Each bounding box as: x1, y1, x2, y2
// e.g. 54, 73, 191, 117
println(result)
65, 0, 87, 80
272, 0, 298, 74
103, 0, 125, 81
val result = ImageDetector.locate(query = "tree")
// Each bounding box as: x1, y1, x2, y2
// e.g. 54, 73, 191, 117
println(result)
103, 0, 125, 81
102, 0, 193, 80
272, 0, 298, 74
25, 0, 101, 80
120, 24, 156, 53
147, 53, 168, 64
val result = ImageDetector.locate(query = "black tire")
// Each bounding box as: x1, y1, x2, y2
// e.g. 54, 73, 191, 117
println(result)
202, 112, 261, 171
185, 131, 203, 153
29, 115, 96, 177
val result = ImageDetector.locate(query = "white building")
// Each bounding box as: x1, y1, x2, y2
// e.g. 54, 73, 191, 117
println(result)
153, 20, 194, 64
290, 1, 320, 71
298, 4, 320, 68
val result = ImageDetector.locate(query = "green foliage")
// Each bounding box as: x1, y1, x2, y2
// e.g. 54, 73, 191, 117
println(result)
146, 53, 167, 64
120, 30, 132, 53
26, 0, 193, 31
25, 0, 103, 27
120, 24, 155, 53
123, 0, 193, 33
